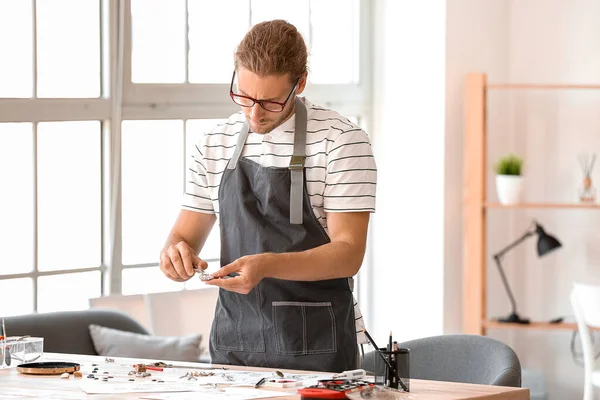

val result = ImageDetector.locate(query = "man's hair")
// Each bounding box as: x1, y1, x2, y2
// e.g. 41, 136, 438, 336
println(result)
234, 20, 308, 83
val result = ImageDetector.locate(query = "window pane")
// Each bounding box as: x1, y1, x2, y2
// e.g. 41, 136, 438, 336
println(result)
122, 120, 183, 265
36, 0, 100, 97
131, 0, 186, 83
122, 267, 182, 295
185, 119, 226, 260
0, 1, 33, 97
310, 0, 359, 84
38, 271, 101, 313
0, 278, 34, 317
188, 0, 249, 83
251, 0, 310, 42
0, 124, 34, 274
37, 121, 101, 271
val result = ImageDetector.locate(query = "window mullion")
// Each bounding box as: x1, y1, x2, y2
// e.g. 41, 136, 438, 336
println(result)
122, 0, 133, 90
32, 121, 38, 312
248, 0, 252, 28
32, 0, 38, 98
185, 0, 190, 84
103, 0, 126, 295
308, 0, 313, 52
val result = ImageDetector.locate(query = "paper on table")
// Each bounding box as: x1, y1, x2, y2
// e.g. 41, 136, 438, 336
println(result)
79, 380, 207, 394
140, 387, 295, 400
195, 370, 330, 387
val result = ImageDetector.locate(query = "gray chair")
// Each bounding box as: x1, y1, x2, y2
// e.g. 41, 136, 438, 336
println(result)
361, 334, 522, 387
4, 309, 150, 356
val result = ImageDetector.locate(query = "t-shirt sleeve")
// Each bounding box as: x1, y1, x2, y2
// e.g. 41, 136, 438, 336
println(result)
324, 127, 377, 213
181, 135, 215, 214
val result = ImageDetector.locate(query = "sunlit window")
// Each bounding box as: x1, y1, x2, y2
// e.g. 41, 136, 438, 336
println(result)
0, 0, 368, 316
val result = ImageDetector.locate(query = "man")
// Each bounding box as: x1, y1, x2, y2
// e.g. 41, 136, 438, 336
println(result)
160, 20, 376, 373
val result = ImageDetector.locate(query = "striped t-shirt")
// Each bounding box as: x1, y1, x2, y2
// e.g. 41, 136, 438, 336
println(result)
182, 96, 376, 344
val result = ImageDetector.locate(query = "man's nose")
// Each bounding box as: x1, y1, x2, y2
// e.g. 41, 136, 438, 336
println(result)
250, 103, 265, 120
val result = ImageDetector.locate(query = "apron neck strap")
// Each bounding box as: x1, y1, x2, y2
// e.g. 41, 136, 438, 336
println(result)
289, 97, 307, 224
227, 119, 250, 170
226, 97, 308, 225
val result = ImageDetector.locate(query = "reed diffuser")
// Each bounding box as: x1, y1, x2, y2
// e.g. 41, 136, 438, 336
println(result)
579, 153, 596, 203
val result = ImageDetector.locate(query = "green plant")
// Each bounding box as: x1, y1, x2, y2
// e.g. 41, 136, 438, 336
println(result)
494, 154, 523, 176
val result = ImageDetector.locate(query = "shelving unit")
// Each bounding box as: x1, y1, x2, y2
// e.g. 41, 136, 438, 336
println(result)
484, 320, 600, 332
463, 73, 600, 335
485, 202, 600, 210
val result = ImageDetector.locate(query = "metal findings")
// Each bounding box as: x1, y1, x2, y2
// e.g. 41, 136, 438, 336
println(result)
194, 267, 214, 281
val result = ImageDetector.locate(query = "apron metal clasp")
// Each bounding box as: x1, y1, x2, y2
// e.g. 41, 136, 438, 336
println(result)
289, 155, 306, 170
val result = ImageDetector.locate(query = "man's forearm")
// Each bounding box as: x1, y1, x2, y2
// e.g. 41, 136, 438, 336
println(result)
162, 232, 188, 253
162, 210, 217, 255
262, 240, 364, 281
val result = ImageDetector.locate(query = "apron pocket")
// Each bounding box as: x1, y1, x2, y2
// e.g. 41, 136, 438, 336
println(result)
215, 291, 266, 352
272, 301, 337, 355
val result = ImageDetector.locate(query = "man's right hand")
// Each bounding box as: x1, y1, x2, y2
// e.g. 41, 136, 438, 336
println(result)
160, 241, 208, 282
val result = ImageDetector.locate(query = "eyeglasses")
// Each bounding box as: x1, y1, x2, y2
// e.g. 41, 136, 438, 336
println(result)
229, 71, 299, 113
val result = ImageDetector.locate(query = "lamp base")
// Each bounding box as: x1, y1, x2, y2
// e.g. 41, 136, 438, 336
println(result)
496, 313, 530, 324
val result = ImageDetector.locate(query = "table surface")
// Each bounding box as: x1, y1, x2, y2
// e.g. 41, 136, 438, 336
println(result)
0, 352, 530, 400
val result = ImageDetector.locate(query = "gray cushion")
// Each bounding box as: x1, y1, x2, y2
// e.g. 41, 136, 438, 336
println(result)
361, 334, 521, 387
89, 324, 203, 362
4, 309, 149, 356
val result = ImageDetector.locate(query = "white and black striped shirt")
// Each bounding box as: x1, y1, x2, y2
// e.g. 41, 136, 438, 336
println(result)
182, 97, 375, 345
182, 97, 377, 232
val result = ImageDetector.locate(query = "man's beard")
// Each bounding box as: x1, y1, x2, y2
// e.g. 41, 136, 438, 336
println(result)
248, 102, 296, 134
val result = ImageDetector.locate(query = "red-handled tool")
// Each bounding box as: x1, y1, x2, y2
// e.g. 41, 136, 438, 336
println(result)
297, 379, 374, 400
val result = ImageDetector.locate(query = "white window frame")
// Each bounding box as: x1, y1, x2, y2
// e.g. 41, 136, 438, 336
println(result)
0, 0, 373, 308
0, 0, 113, 311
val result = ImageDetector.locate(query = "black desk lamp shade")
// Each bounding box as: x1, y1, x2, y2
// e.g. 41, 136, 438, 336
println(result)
535, 224, 562, 257
493, 221, 561, 324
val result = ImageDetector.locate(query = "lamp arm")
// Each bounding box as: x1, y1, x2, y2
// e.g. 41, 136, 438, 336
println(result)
491, 228, 535, 317
492, 230, 535, 259
493, 255, 518, 315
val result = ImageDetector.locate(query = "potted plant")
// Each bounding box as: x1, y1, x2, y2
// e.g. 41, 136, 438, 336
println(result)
494, 154, 523, 205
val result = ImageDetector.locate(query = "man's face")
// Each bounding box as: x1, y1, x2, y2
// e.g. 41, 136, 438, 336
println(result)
235, 67, 305, 134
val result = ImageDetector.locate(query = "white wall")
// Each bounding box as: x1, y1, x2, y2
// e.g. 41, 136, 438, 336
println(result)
502, 1, 600, 398
445, 0, 600, 398
444, 0, 510, 334
368, 0, 446, 344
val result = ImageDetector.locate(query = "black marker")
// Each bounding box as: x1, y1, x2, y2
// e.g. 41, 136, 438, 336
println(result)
255, 377, 266, 388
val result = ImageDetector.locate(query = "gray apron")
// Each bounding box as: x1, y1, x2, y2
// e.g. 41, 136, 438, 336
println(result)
208, 98, 358, 372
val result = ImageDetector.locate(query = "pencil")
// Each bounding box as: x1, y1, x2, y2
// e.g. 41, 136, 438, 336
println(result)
361, 328, 393, 369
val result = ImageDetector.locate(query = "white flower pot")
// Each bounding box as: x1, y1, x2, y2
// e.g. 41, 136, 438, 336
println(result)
495, 175, 523, 205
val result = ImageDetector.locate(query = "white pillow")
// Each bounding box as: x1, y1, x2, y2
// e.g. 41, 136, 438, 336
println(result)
89, 324, 203, 362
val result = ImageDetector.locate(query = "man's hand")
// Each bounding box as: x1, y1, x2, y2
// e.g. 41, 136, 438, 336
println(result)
204, 254, 270, 294
160, 241, 208, 282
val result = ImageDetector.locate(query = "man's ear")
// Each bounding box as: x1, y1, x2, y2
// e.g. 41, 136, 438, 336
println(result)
296, 72, 308, 95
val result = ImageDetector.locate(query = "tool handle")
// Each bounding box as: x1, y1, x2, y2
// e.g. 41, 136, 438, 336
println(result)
333, 368, 366, 379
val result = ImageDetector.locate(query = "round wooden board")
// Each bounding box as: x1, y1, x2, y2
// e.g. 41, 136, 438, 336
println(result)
17, 362, 80, 375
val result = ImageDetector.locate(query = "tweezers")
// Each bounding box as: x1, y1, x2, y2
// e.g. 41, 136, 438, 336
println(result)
150, 361, 227, 370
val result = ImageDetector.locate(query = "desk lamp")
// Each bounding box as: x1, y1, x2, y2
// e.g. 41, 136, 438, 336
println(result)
493, 220, 561, 324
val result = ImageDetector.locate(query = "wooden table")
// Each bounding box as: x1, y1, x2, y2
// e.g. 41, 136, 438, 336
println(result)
0, 353, 529, 399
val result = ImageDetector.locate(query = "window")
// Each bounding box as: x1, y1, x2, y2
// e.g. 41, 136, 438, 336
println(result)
36, 0, 101, 98
121, 120, 184, 265
0, 0, 370, 316
0, 123, 34, 275
0, 0, 106, 315
37, 121, 102, 271
130, 0, 186, 83
0, 2, 33, 97
129, 0, 360, 86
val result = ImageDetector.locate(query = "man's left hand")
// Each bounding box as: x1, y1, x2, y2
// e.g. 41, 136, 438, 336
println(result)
204, 254, 271, 294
